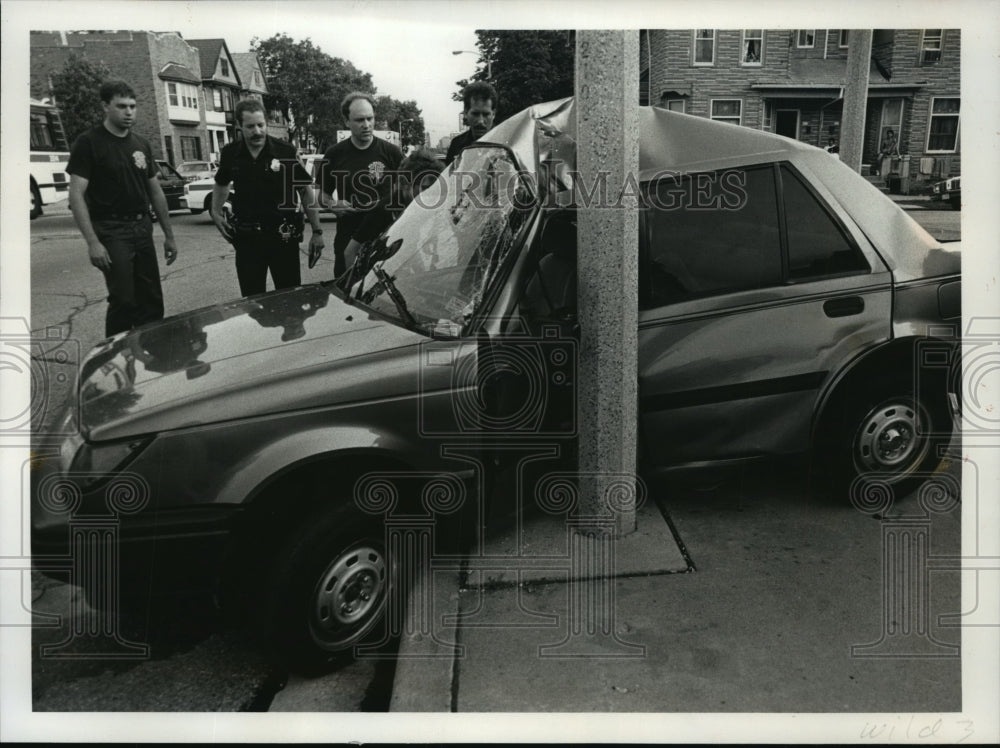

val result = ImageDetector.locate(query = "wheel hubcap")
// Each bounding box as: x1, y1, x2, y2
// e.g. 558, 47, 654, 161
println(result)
312, 545, 386, 636
856, 400, 929, 477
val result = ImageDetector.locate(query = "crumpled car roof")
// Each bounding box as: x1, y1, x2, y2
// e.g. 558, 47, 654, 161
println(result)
474, 97, 954, 283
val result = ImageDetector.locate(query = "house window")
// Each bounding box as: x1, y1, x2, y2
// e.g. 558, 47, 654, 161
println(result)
213, 89, 223, 111
927, 97, 960, 152
920, 29, 943, 64
253, 70, 261, 86
711, 99, 742, 126
839, 30, 849, 48
166, 81, 199, 111
180, 135, 202, 161
666, 99, 686, 113
741, 30, 763, 65
693, 29, 715, 66
797, 30, 816, 48
220, 57, 229, 76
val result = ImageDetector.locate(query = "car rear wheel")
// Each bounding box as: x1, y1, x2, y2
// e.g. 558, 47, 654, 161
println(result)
813, 375, 953, 504
255, 506, 395, 673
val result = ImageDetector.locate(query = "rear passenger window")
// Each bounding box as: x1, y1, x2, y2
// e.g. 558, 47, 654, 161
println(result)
640, 165, 782, 308
781, 164, 869, 279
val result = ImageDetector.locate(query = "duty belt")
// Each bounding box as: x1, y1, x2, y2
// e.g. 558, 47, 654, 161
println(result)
233, 216, 303, 241
93, 212, 148, 222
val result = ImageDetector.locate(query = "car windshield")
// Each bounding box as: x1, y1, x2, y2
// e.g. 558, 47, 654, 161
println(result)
178, 162, 210, 174
346, 146, 535, 336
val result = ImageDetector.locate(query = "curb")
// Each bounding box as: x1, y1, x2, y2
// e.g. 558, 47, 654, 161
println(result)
388, 563, 462, 712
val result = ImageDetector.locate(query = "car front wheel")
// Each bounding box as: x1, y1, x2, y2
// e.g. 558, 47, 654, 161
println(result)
256, 506, 395, 672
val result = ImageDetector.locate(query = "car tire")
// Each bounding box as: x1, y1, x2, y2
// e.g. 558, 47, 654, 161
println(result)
255, 505, 395, 673
813, 374, 953, 504
949, 195, 961, 210
30, 178, 43, 220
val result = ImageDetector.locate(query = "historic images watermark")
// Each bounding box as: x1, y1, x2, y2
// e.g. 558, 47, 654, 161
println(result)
288, 162, 753, 215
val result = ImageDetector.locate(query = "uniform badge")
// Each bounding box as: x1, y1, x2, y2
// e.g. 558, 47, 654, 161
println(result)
133, 151, 147, 170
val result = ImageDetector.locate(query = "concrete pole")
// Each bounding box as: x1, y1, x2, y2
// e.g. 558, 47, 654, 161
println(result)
574, 31, 640, 536
840, 30, 873, 173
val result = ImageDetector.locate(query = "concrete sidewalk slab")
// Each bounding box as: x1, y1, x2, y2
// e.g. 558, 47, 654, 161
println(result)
391, 490, 690, 711
465, 496, 690, 587
392, 466, 962, 714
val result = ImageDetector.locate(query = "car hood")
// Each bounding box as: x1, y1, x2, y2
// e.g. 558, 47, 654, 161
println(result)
77, 284, 422, 440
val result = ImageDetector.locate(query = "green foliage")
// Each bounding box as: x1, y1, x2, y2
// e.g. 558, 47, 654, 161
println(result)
454, 31, 575, 122
252, 34, 427, 151
251, 34, 375, 152
374, 96, 426, 148
50, 53, 112, 145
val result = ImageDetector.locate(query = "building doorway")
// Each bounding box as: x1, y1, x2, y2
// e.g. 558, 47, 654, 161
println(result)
775, 109, 800, 139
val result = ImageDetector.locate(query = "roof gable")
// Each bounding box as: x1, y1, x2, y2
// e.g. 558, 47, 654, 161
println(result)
187, 38, 241, 86
232, 52, 267, 93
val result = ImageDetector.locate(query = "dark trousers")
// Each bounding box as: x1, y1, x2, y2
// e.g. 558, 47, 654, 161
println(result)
333, 214, 363, 277
93, 216, 164, 337
232, 232, 302, 297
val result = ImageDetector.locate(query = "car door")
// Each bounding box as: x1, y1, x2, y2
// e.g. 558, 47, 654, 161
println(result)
155, 161, 185, 209
637, 161, 892, 468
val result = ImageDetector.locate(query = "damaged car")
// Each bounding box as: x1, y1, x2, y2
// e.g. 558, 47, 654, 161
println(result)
32, 99, 960, 669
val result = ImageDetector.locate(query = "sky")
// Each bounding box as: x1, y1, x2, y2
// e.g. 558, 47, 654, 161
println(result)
198, 8, 483, 146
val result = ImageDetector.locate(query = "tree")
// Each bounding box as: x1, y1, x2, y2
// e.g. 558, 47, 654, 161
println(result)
252, 34, 374, 152
374, 95, 426, 149
454, 31, 575, 123
50, 53, 112, 145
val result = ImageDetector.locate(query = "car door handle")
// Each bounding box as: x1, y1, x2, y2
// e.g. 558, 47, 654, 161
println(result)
823, 296, 865, 318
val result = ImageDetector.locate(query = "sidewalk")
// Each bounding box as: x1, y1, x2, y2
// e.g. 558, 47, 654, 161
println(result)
389, 466, 962, 717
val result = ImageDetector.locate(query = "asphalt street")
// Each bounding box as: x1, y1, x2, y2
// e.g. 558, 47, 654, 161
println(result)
22, 199, 962, 712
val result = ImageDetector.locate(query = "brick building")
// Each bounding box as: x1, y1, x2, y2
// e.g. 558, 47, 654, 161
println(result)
30, 30, 209, 167
640, 29, 960, 191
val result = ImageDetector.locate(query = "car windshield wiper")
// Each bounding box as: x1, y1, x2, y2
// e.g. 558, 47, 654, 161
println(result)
371, 263, 418, 330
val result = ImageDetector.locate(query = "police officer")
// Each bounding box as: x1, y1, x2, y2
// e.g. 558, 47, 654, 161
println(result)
212, 98, 324, 296
67, 79, 179, 337
318, 91, 403, 277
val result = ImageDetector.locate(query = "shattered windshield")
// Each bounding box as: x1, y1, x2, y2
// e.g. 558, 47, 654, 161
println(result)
347, 146, 535, 336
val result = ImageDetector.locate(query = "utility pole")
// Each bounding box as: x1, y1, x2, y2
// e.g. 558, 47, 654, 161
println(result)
840, 30, 873, 173
574, 30, 640, 536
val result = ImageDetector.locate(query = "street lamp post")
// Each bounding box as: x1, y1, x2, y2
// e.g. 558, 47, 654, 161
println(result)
451, 49, 492, 81
398, 118, 413, 148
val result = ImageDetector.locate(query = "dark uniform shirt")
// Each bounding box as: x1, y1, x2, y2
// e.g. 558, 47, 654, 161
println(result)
318, 136, 403, 209
67, 125, 159, 219
215, 136, 310, 225
444, 129, 477, 167
318, 136, 403, 244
